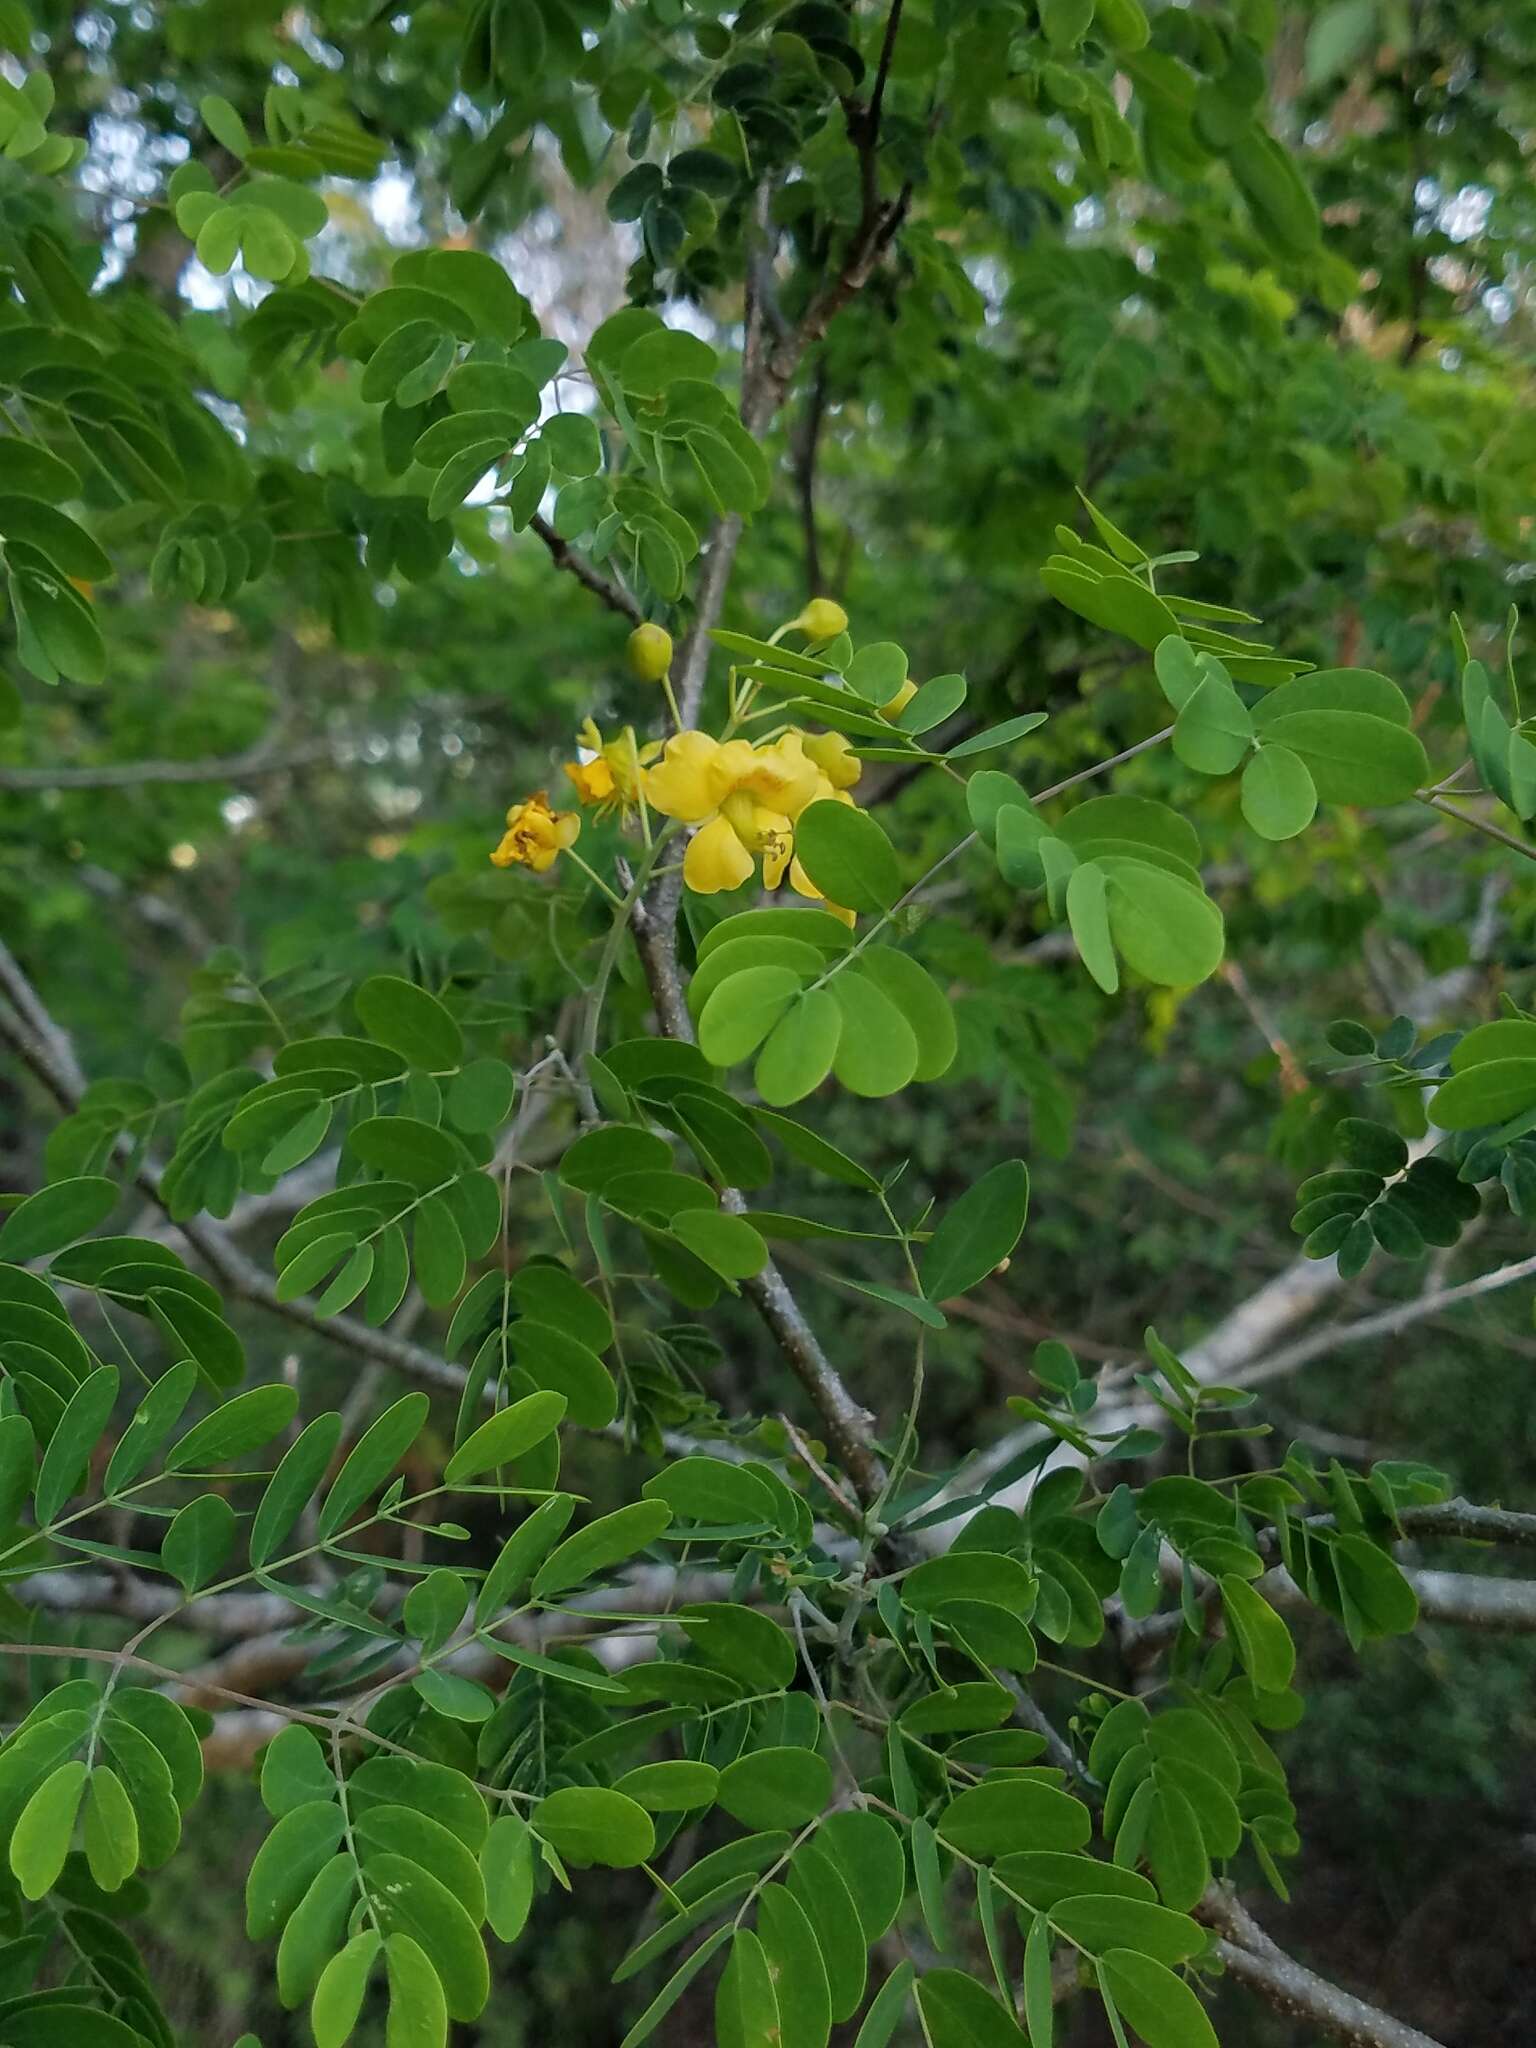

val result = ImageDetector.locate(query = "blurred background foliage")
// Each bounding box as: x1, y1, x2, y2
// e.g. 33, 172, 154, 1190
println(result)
2, 0, 1536, 2040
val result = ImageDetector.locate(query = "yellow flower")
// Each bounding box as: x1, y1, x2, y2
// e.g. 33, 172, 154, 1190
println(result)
800, 730, 862, 791
627, 622, 674, 682
565, 755, 615, 805
742, 731, 823, 819
644, 727, 856, 909
564, 718, 657, 814
644, 730, 755, 824
791, 598, 849, 645
490, 791, 580, 872
880, 677, 918, 720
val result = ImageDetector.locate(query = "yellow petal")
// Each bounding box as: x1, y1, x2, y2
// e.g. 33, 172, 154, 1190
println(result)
685, 814, 755, 894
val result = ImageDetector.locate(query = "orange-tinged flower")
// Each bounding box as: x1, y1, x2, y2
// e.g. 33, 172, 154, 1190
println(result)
564, 718, 657, 813
565, 755, 616, 804
490, 791, 580, 872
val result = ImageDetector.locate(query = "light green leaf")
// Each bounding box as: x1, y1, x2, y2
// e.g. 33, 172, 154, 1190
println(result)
754, 987, 842, 1105
792, 801, 903, 915
533, 1785, 655, 1868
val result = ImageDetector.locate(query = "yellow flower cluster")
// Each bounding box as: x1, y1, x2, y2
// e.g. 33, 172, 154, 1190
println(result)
644, 727, 862, 901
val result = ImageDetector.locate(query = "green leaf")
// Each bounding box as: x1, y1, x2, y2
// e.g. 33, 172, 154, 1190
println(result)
531, 1500, 672, 1598
1024, 1915, 1054, 2048
82, 1763, 139, 1893
200, 92, 251, 156
937, 1779, 1092, 1859
533, 1785, 655, 1868
0, 1176, 117, 1261
921, 1160, 1030, 1303
829, 969, 919, 1098
475, 1494, 576, 1623
1252, 709, 1427, 806
614, 1760, 720, 1812
35, 1365, 117, 1524
354, 975, 464, 1071
262, 1725, 335, 1820
481, 1813, 536, 1941
619, 1924, 734, 2048
788, 1841, 868, 2022
718, 1925, 781, 2048
914, 1967, 1028, 2045
1067, 862, 1119, 994
853, 1962, 916, 2048
165, 1382, 298, 1472
819, 1811, 907, 1941
1432, 1058, 1536, 1131
1219, 1576, 1296, 1690
384, 1928, 449, 2047
642, 1456, 776, 1526
251, 1412, 343, 1567
946, 714, 1049, 759
699, 967, 805, 1067
754, 987, 842, 1106
1101, 859, 1225, 988
678, 1603, 796, 1689
717, 1746, 832, 1830
312, 1929, 381, 2048
162, 1491, 235, 1591
857, 949, 957, 1082
10, 1760, 86, 1898
1241, 745, 1317, 839
319, 1393, 430, 1539
792, 800, 902, 915
1173, 671, 1253, 775
1052, 1895, 1204, 1966
0, 498, 112, 582
444, 1389, 565, 1485
1097, 1949, 1218, 2048
366, 1851, 487, 2020
670, 1208, 769, 1281
757, 1882, 832, 2048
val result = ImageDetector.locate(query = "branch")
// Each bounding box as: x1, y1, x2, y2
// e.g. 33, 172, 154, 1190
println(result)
528, 512, 643, 625
1224, 1252, 1536, 1395
1199, 1888, 1446, 2048
1418, 790, 1536, 864
0, 734, 334, 792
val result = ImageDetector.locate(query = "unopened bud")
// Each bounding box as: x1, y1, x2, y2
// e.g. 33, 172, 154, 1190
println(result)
627, 622, 673, 682
880, 676, 918, 720
795, 597, 849, 645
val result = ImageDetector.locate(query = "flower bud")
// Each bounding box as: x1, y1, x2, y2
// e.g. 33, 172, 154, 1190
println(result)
794, 597, 848, 645
880, 677, 918, 720
801, 730, 862, 790
627, 622, 673, 682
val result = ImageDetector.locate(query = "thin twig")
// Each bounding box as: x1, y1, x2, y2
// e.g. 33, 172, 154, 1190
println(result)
529, 513, 643, 625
